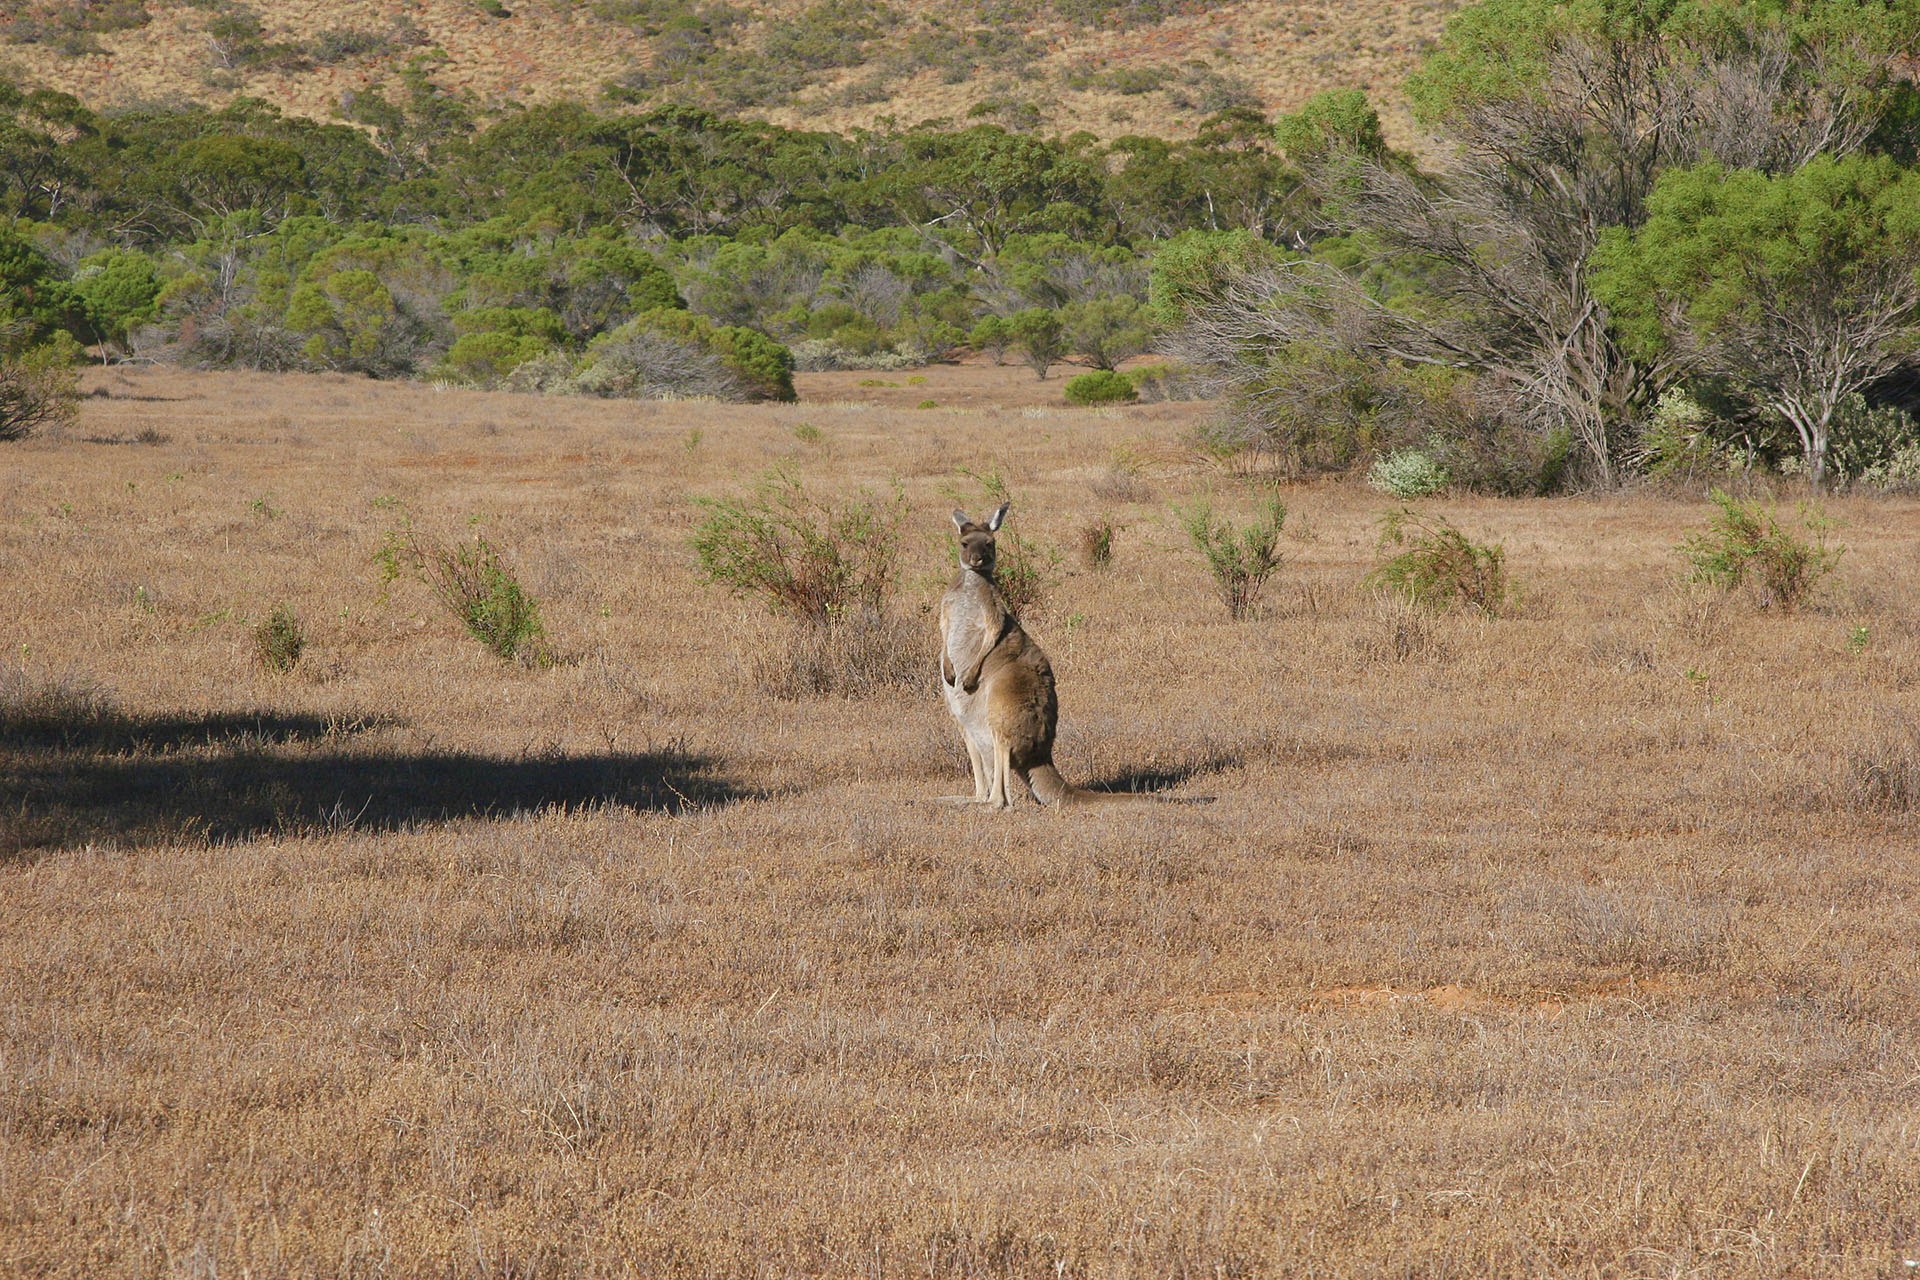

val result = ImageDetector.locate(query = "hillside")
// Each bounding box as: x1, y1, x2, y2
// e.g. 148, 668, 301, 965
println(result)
0, 0, 1461, 149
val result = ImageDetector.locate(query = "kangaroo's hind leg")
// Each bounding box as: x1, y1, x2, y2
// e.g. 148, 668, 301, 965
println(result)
936, 682, 995, 804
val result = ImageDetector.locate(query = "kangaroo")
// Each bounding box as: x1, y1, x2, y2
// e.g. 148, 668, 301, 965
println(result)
939, 504, 1167, 809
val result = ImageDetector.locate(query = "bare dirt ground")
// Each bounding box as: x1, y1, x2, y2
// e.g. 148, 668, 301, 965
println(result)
3, 361, 1919, 1276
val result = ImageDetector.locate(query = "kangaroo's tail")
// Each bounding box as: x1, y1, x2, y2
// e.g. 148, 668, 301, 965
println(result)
1028, 764, 1213, 807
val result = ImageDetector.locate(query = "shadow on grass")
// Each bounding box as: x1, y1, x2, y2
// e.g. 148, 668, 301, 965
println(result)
1075, 738, 1244, 797
2, 705, 743, 861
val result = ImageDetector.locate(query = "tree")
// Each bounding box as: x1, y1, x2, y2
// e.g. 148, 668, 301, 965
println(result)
1182, 0, 1920, 486
71, 249, 163, 353
1061, 295, 1154, 370
1591, 156, 1920, 491
1008, 308, 1064, 380
167, 134, 307, 225
883, 125, 1107, 262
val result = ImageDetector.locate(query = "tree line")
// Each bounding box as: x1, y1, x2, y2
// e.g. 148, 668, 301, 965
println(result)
6, 0, 1920, 492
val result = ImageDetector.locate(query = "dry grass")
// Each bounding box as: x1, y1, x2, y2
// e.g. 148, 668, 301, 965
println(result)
3, 0, 1463, 153
4, 361, 1920, 1276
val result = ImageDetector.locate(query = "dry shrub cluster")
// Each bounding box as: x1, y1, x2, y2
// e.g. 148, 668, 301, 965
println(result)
746, 612, 924, 700
3, 363, 1920, 1277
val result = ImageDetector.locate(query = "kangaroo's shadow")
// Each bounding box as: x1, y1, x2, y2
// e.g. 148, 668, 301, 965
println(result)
1076, 742, 1243, 797
3, 707, 743, 861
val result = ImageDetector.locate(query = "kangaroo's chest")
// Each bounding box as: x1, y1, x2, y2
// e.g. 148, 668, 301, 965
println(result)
942, 580, 1001, 665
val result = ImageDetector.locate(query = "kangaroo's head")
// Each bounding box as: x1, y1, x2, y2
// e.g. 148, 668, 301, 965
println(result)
951, 503, 1010, 578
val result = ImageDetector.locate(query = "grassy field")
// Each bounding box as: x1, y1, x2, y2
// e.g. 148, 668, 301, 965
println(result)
3, 361, 1918, 1276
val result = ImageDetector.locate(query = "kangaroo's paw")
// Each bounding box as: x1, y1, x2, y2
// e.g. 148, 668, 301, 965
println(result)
932, 793, 989, 806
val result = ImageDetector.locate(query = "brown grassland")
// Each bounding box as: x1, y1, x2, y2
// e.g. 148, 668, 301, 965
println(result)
2, 0, 1460, 151
3, 361, 1919, 1276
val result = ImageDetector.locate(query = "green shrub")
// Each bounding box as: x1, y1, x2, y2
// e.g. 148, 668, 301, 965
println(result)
1367, 509, 1507, 616
71, 249, 164, 350
251, 605, 305, 672
690, 468, 908, 627
1642, 388, 1730, 480
970, 315, 1014, 364
1176, 494, 1286, 620
1124, 361, 1199, 403
1827, 393, 1920, 489
1064, 369, 1137, 406
1367, 448, 1451, 498
1061, 295, 1155, 370
381, 528, 554, 665
0, 333, 80, 443
0, 327, 81, 442
1009, 308, 1064, 381
1681, 489, 1840, 611
618, 310, 795, 401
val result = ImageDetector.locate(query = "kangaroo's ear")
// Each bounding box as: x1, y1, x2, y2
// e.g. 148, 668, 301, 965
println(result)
951, 509, 970, 533
987, 501, 1010, 531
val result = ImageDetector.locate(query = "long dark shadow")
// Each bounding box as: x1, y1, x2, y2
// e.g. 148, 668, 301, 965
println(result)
2, 708, 744, 861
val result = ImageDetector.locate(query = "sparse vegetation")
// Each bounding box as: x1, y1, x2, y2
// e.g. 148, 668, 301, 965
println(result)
1176, 492, 1285, 620
1077, 517, 1115, 568
5, 362, 1920, 1277
1367, 508, 1507, 616
381, 526, 555, 664
250, 604, 305, 672
1681, 489, 1841, 612
691, 467, 908, 626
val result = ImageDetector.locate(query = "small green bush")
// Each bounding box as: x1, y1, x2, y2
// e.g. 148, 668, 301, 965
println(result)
1366, 449, 1450, 498
1064, 370, 1137, 406
1681, 489, 1840, 611
252, 605, 305, 673
1367, 509, 1507, 616
691, 468, 907, 627
1176, 495, 1286, 620
381, 528, 554, 664
1125, 361, 1199, 403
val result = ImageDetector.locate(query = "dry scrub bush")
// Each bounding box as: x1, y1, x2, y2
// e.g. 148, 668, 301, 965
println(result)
1352, 590, 1446, 664
747, 612, 924, 699
1650, 578, 1732, 646
1846, 729, 1920, 813
1682, 489, 1841, 611
1176, 494, 1285, 620
692, 467, 907, 628
1077, 518, 1116, 569
1089, 465, 1154, 503
250, 605, 305, 673
0, 666, 120, 747
1367, 508, 1508, 616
